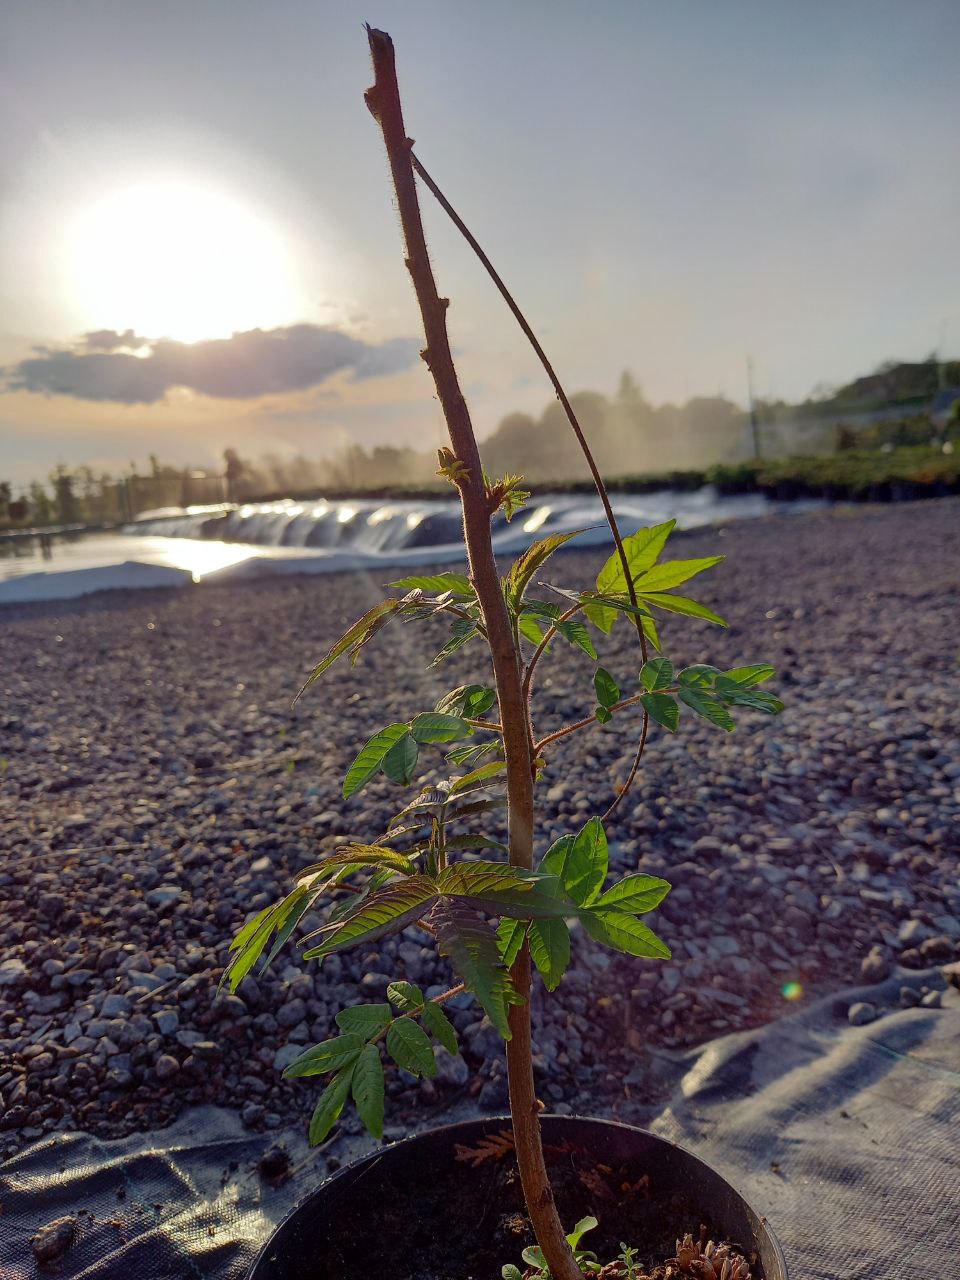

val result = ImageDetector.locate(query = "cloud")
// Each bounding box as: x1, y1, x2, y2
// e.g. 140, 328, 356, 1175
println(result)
3, 325, 420, 404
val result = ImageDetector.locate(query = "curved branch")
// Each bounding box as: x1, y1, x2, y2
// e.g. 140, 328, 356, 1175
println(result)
410, 153, 649, 667
535, 692, 645, 753
410, 153, 651, 819
602, 710, 650, 823
521, 601, 585, 701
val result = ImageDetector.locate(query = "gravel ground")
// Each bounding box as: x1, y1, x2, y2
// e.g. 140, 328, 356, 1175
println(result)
1, 499, 958, 1160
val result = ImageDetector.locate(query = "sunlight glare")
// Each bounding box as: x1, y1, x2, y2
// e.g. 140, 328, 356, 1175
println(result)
154, 537, 264, 580
66, 178, 301, 342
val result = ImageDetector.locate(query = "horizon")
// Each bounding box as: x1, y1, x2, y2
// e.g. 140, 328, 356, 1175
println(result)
2, 1, 959, 487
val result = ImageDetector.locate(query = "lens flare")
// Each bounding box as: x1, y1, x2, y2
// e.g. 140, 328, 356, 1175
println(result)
781, 981, 803, 1001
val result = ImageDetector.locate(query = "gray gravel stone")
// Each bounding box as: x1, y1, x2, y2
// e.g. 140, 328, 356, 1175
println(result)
433, 1048, 469, 1087
848, 1001, 878, 1026
154, 1054, 180, 1082
276, 999, 307, 1029
860, 949, 892, 983
0, 959, 27, 987
154, 1009, 179, 1036
100, 994, 131, 1018
273, 1043, 302, 1072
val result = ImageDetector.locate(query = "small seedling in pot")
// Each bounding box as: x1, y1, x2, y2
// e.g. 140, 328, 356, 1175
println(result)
503, 1217, 602, 1279
221, 28, 781, 1280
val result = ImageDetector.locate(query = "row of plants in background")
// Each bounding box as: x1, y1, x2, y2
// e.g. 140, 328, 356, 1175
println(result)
4, 442, 955, 534
707, 445, 960, 501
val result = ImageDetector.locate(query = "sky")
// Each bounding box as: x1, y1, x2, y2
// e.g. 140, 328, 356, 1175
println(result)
2, 0, 959, 487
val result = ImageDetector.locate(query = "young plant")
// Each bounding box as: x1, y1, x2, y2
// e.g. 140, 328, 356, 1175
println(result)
221, 29, 782, 1280
503, 1217, 602, 1279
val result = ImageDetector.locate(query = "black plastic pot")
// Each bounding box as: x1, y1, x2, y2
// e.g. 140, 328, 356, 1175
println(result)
248, 1115, 787, 1279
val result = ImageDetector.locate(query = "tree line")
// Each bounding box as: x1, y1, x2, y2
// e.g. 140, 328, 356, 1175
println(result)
3, 359, 956, 527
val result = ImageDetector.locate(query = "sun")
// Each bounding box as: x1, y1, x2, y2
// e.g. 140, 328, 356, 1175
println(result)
65, 178, 302, 344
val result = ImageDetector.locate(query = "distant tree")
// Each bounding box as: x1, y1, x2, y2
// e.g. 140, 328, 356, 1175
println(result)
223, 448, 249, 502
615, 369, 646, 412
29, 481, 53, 524
50, 466, 79, 524
0, 481, 11, 522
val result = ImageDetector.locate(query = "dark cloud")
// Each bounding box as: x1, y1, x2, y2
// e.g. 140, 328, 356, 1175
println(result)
80, 329, 146, 352
4, 325, 420, 404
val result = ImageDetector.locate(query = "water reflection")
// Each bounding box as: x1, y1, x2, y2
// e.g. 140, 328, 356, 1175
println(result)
0, 529, 262, 584
154, 537, 262, 579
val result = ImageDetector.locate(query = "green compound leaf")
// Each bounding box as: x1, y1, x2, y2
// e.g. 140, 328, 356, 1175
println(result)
324, 868, 395, 927
343, 723, 410, 799
422, 1002, 459, 1055
297, 845, 416, 886
446, 741, 499, 768
524, 601, 600, 661
351, 1043, 385, 1139
432, 900, 521, 1040
381, 732, 419, 785
389, 572, 474, 595
443, 833, 508, 856
335, 1004, 393, 1038
282, 1034, 364, 1080
638, 592, 727, 627
497, 917, 528, 968
587, 520, 676, 632
386, 1019, 437, 1078
294, 599, 400, 705
302, 878, 438, 959
529, 918, 571, 991
633, 556, 723, 593
437, 862, 571, 920
640, 657, 674, 692
640, 609, 662, 651
595, 705, 612, 725
506, 530, 585, 611
725, 663, 775, 687
678, 664, 721, 688
431, 618, 480, 666
517, 614, 547, 647
595, 874, 671, 915
554, 616, 598, 659
640, 692, 679, 732
386, 981, 425, 1012
714, 676, 783, 714
258, 889, 317, 975
435, 683, 497, 717
580, 592, 663, 650
449, 760, 508, 794
308, 1067, 355, 1145
581, 909, 672, 959
410, 713, 473, 744
222, 885, 312, 993
594, 666, 620, 709
539, 817, 608, 907
679, 686, 736, 731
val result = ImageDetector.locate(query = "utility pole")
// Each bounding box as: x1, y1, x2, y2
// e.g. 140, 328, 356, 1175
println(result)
746, 355, 761, 459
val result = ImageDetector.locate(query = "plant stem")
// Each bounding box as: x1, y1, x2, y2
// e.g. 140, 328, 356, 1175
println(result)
411, 151, 651, 814
364, 28, 580, 1280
